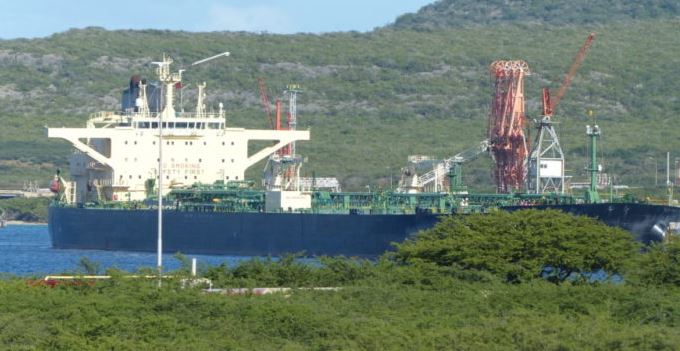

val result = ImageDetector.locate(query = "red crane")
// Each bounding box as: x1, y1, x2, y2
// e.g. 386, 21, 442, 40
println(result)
257, 77, 275, 129
488, 60, 530, 193
542, 32, 596, 117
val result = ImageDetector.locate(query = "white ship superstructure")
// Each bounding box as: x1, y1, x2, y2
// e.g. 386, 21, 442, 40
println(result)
48, 55, 309, 203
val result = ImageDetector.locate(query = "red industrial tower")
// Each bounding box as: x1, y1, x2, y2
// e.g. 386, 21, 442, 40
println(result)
488, 60, 530, 193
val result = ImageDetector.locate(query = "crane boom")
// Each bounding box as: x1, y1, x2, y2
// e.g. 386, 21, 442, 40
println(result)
414, 139, 490, 190
257, 77, 274, 129
549, 32, 595, 115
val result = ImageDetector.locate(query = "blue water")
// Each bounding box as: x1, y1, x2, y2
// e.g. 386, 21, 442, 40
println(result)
0, 224, 254, 276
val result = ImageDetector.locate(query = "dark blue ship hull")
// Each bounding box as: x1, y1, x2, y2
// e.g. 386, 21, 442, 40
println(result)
506, 203, 680, 243
48, 203, 680, 256
48, 207, 440, 256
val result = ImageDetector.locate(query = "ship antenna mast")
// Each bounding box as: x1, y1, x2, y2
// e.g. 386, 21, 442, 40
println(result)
284, 84, 302, 156
138, 80, 150, 117
196, 82, 206, 118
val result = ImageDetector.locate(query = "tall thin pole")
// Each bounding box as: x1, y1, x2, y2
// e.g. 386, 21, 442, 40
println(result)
655, 158, 658, 186
157, 107, 163, 287
666, 152, 671, 186
585, 124, 600, 204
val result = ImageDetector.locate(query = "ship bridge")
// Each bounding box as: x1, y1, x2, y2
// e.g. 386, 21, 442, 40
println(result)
47, 55, 309, 203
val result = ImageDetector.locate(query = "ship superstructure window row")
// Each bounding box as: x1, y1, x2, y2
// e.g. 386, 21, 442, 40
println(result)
133, 122, 221, 129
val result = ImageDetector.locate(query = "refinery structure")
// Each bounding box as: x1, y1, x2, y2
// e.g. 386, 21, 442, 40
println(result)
397, 33, 596, 196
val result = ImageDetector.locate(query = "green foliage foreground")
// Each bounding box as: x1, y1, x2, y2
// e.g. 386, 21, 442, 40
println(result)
394, 209, 639, 283
3, 210, 680, 350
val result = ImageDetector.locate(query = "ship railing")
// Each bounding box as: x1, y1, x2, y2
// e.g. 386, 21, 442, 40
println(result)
88, 111, 133, 124
95, 179, 113, 187
89, 111, 223, 121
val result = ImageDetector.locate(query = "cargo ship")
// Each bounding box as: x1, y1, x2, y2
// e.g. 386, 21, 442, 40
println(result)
47, 55, 680, 257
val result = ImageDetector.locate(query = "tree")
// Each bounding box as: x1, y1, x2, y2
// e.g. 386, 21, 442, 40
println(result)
631, 238, 680, 287
393, 209, 638, 283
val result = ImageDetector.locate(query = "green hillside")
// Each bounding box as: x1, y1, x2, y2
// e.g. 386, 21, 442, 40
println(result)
0, 5, 678, 192
393, 0, 680, 29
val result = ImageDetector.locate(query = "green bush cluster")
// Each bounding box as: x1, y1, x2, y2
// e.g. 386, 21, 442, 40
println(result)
394, 209, 639, 283
632, 239, 680, 286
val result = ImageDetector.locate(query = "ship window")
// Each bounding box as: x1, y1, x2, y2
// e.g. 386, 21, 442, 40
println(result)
151, 122, 158, 129
171, 141, 175, 145
231, 142, 234, 146
188, 122, 195, 128
199, 158, 202, 162
162, 122, 167, 128
208, 123, 220, 129
190, 142, 193, 145
197, 123, 204, 129
129, 175, 132, 179
166, 176, 169, 180
185, 176, 188, 180
138, 122, 150, 129
235, 176, 239, 180
124, 141, 128, 145
203, 142, 207, 146
231, 159, 234, 163
194, 176, 197, 179
185, 158, 188, 162
166, 141, 170, 145
176, 122, 187, 128
153, 141, 156, 145
222, 142, 225, 146
138, 175, 141, 179
221, 159, 225, 163
184, 141, 188, 146
134, 141, 137, 145
226, 176, 230, 180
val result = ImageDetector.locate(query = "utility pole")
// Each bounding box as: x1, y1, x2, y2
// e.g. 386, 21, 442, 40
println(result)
654, 157, 658, 186
585, 124, 601, 204
666, 152, 671, 186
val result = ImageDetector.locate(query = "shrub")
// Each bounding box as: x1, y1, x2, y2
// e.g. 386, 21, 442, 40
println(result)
393, 209, 639, 283
631, 239, 680, 287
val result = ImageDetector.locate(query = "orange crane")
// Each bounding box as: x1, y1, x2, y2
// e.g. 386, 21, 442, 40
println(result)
542, 32, 596, 117
529, 32, 596, 195
257, 77, 275, 129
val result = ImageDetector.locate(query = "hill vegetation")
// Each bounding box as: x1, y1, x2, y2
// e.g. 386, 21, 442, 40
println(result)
0, 197, 50, 222
0, 1, 678, 194
392, 0, 680, 29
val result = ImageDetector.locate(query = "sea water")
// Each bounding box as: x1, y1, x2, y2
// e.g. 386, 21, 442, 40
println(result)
0, 224, 253, 276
